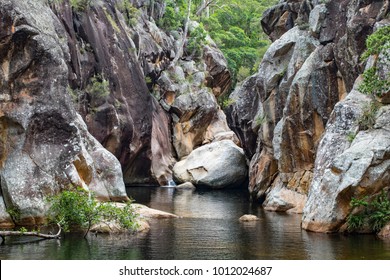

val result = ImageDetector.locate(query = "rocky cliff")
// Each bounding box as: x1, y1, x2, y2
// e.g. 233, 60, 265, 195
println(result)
227, 0, 390, 232
0, 0, 243, 227
0, 0, 128, 227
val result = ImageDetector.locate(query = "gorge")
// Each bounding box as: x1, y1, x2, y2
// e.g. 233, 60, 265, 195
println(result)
0, 0, 390, 258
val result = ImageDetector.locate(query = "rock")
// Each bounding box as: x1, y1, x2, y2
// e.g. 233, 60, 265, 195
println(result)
226, 0, 389, 217
203, 110, 240, 145
52, 1, 174, 186
239, 215, 260, 222
171, 89, 219, 159
91, 219, 150, 234
173, 140, 248, 189
261, 2, 301, 41
378, 223, 390, 239
203, 45, 232, 97
0, 195, 13, 228
309, 4, 327, 36
263, 176, 307, 214
0, 0, 127, 226
132, 203, 179, 219
151, 98, 175, 186
176, 182, 196, 190
302, 88, 390, 232
225, 75, 262, 159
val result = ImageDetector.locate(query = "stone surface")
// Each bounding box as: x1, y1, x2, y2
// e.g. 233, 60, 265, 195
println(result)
173, 140, 248, 189
132, 203, 179, 219
0, 0, 128, 226
227, 0, 389, 223
302, 89, 390, 232
176, 182, 196, 190
239, 215, 260, 222
378, 223, 390, 239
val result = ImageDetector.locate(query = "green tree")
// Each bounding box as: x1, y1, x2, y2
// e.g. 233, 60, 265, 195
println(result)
47, 187, 139, 237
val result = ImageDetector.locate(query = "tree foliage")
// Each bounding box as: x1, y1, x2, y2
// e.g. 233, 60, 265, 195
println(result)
157, 0, 277, 82
347, 191, 390, 233
47, 187, 139, 237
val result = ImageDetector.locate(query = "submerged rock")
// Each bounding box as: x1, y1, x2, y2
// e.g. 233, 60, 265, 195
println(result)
173, 140, 248, 189
239, 215, 260, 222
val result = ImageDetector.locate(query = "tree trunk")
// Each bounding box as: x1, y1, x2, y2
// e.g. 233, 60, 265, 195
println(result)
172, 0, 192, 65
0, 224, 61, 245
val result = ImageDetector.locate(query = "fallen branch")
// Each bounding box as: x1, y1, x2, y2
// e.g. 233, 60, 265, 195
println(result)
0, 224, 61, 245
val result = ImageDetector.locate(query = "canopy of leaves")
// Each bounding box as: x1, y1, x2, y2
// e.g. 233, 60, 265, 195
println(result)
157, 0, 278, 83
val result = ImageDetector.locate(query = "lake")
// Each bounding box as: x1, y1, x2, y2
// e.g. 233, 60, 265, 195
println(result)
1, 187, 389, 259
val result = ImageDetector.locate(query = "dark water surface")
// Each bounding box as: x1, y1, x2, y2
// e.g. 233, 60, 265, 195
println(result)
1, 187, 390, 260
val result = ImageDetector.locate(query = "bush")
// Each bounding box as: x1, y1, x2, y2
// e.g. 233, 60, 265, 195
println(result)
47, 187, 139, 237
359, 26, 390, 97
347, 191, 390, 232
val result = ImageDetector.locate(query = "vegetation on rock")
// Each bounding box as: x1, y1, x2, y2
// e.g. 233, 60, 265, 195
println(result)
47, 187, 139, 237
347, 191, 390, 233
359, 25, 390, 97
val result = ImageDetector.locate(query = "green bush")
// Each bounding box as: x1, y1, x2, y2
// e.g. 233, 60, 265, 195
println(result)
47, 187, 139, 237
87, 74, 110, 99
116, 0, 141, 27
186, 24, 207, 58
347, 190, 390, 232
358, 101, 380, 130
359, 26, 390, 97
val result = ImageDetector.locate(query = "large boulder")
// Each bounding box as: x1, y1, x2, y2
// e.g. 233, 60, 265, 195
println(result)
173, 140, 247, 189
0, 0, 127, 227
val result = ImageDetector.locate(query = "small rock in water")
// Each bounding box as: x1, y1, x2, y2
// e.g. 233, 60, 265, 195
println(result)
176, 182, 196, 190
239, 215, 260, 222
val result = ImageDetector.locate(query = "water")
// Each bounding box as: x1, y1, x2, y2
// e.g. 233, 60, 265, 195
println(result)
1, 187, 390, 260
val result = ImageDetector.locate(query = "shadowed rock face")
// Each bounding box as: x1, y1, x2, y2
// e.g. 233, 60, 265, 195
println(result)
0, 0, 127, 227
51, 2, 156, 185
227, 0, 390, 227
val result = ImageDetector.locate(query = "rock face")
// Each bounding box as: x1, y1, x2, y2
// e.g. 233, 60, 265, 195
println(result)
173, 140, 247, 189
0, 0, 127, 227
49, 1, 234, 186
227, 0, 390, 228
0, 0, 237, 226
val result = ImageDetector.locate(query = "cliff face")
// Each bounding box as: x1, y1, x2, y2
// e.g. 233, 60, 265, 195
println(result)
51, 0, 236, 186
227, 0, 390, 232
0, 0, 128, 227
0, 0, 239, 226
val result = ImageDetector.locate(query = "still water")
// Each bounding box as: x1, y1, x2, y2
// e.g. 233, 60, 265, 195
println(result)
1, 187, 390, 259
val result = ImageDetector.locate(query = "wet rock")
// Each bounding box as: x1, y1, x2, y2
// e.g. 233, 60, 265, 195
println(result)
132, 203, 179, 219
378, 223, 390, 239
176, 182, 196, 190
239, 215, 260, 222
173, 140, 248, 189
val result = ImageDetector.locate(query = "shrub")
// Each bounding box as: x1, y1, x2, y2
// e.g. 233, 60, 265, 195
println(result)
47, 187, 139, 237
347, 190, 390, 232
358, 101, 380, 130
186, 24, 207, 58
359, 26, 390, 97
116, 0, 141, 27
87, 74, 110, 99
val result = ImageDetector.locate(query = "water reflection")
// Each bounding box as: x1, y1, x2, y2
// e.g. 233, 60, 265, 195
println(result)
1, 187, 389, 260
